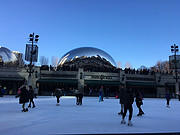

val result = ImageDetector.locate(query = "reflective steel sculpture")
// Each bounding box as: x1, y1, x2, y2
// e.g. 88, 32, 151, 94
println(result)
58, 47, 116, 68
0, 46, 18, 65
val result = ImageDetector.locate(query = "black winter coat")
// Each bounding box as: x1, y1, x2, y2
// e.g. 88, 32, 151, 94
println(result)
29, 89, 34, 99
55, 89, 63, 98
135, 92, 143, 107
123, 90, 134, 108
16, 88, 30, 104
119, 88, 125, 104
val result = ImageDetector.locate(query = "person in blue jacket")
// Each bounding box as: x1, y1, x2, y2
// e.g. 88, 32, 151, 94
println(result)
99, 89, 102, 102
166, 87, 171, 108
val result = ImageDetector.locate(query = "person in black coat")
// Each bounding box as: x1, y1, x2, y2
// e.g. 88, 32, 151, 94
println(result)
55, 88, 63, 106
121, 85, 134, 126
135, 90, 144, 116
166, 88, 171, 108
15, 85, 30, 112
118, 85, 125, 115
75, 90, 83, 105
28, 85, 36, 108
0, 86, 3, 97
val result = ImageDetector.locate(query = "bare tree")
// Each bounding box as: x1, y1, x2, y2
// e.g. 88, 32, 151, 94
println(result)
151, 60, 171, 73
124, 62, 133, 69
117, 61, 123, 68
51, 56, 59, 67
40, 56, 49, 65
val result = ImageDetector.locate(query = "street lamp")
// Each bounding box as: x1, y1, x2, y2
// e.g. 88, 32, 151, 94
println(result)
171, 44, 180, 100
27, 33, 39, 89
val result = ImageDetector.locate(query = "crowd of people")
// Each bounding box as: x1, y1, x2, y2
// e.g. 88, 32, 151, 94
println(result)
14, 84, 172, 127
124, 68, 174, 75
38, 63, 177, 76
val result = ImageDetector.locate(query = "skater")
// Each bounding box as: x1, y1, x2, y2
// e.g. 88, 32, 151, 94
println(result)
135, 90, 144, 116
89, 88, 93, 96
34, 86, 38, 98
100, 86, 104, 101
99, 89, 102, 102
15, 85, 30, 112
118, 85, 125, 115
55, 88, 63, 106
28, 85, 36, 108
75, 90, 83, 105
0, 86, 3, 97
121, 85, 134, 126
166, 88, 171, 108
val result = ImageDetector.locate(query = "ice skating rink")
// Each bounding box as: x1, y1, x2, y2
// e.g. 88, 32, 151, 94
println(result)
0, 96, 180, 135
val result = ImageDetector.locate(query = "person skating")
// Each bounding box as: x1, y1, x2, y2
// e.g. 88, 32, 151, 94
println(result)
100, 86, 104, 101
34, 86, 38, 98
28, 85, 36, 108
118, 85, 125, 115
55, 88, 63, 106
0, 86, 3, 97
99, 89, 102, 102
15, 85, 30, 112
135, 90, 144, 116
166, 88, 171, 108
121, 85, 134, 126
75, 90, 83, 105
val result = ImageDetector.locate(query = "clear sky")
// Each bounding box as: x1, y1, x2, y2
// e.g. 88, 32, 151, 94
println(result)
0, 0, 180, 69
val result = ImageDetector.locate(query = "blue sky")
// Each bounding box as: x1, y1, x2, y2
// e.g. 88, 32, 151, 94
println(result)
0, 0, 180, 69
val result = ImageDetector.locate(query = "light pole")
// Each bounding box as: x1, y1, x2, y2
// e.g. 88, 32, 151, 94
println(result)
27, 33, 39, 89
171, 44, 180, 100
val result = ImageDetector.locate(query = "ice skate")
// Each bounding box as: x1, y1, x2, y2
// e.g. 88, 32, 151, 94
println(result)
56, 103, 60, 106
21, 109, 26, 112
28, 105, 31, 108
118, 111, 123, 115
166, 105, 170, 108
76, 102, 79, 105
140, 111, 145, 115
32, 105, 36, 108
24, 108, 28, 112
128, 120, 133, 126
121, 119, 126, 124
137, 113, 142, 116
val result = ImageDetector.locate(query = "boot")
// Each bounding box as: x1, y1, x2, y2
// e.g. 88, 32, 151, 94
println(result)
128, 120, 133, 126
21, 109, 26, 112
118, 111, 123, 115
121, 118, 126, 124
25, 108, 28, 112
140, 111, 145, 115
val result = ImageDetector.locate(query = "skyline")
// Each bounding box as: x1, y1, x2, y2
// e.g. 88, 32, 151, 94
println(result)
1, 0, 180, 69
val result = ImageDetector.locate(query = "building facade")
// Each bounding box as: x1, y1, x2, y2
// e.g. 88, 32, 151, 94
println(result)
0, 65, 178, 98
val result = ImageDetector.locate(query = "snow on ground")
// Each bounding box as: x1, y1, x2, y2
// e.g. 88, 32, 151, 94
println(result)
0, 96, 180, 135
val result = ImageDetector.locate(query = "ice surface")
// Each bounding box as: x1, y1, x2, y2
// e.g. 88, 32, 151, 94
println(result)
0, 96, 180, 135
